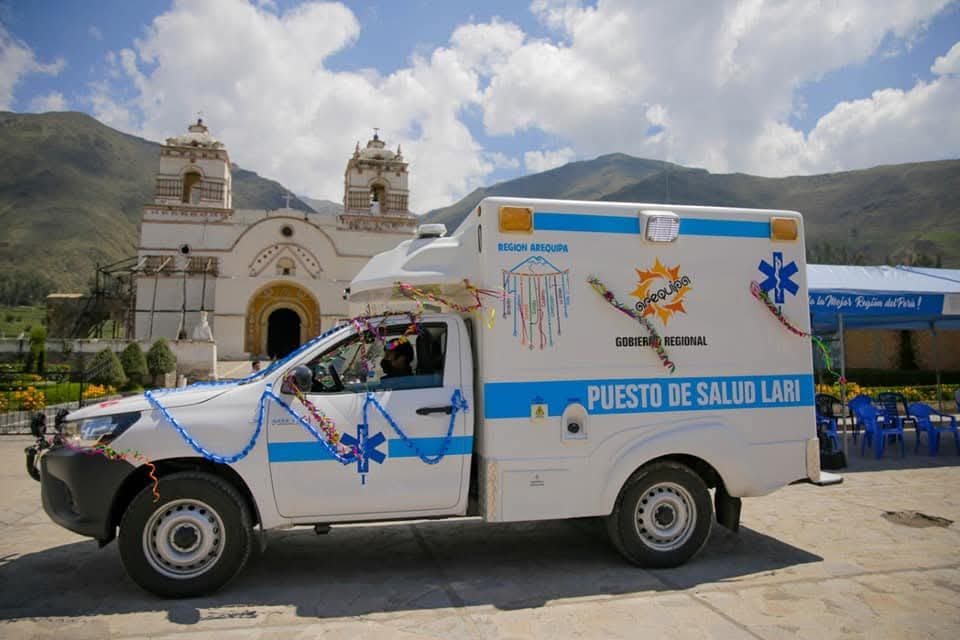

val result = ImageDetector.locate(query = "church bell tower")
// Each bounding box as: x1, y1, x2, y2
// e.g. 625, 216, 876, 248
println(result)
150, 118, 233, 215
341, 130, 415, 233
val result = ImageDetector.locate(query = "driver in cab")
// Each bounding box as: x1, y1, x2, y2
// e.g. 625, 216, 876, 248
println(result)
381, 337, 413, 379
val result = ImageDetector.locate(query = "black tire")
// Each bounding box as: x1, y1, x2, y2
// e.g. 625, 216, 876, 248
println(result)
606, 462, 712, 569
118, 471, 253, 598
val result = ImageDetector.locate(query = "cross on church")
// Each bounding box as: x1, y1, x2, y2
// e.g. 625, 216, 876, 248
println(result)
282, 193, 293, 209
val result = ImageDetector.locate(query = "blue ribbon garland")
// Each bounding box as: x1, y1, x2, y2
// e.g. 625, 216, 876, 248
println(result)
363, 389, 468, 465
144, 383, 469, 468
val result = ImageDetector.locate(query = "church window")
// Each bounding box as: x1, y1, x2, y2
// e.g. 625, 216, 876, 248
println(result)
369, 184, 386, 213
277, 257, 295, 277
179, 244, 191, 255
182, 171, 202, 204
281, 225, 294, 237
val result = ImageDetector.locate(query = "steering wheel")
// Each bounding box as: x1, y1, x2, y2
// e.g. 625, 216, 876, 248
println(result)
327, 363, 344, 392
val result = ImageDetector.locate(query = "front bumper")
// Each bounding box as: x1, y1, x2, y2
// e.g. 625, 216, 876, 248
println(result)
40, 445, 135, 541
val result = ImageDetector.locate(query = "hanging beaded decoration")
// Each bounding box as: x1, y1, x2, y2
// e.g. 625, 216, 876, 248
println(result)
587, 275, 677, 373
501, 256, 571, 350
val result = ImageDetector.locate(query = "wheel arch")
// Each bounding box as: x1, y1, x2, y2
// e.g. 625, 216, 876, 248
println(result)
598, 420, 750, 517
107, 457, 261, 543
601, 451, 731, 517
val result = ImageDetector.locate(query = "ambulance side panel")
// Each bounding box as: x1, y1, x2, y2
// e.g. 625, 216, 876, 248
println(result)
470, 198, 814, 522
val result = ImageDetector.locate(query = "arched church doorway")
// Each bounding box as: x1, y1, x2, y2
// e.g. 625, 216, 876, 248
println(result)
244, 282, 321, 358
266, 308, 300, 359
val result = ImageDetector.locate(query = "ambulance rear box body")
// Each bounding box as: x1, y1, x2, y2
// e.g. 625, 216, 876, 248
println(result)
350, 197, 819, 529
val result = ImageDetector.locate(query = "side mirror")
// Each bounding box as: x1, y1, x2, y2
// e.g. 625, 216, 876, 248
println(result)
281, 365, 313, 395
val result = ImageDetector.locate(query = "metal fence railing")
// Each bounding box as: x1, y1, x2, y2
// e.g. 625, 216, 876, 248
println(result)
0, 370, 102, 435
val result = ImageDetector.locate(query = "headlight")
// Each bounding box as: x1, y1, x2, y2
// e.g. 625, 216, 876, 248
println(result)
62, 412, 141, 447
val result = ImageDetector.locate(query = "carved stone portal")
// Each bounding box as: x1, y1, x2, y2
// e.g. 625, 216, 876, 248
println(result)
244, 281, 321, 356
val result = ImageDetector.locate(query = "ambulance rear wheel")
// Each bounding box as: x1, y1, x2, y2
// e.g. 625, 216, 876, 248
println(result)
119, 471, 253, 598
606, 462, 712, 568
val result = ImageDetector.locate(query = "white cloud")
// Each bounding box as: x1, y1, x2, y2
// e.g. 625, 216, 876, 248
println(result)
94, 0, 528, 211
486, 151, 520, 170
480, 0, 954, 176
28, 91, 67, 112
88, 80, 136, 131
0, 22, 65, 110
524, 147, 575, 172
932, 40, 960, 75
88, 0, 959, 212
89, 26, 103, 41
796, 76, 960, 172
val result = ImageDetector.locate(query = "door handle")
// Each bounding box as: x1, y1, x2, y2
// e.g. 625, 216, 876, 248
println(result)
417, 405, 453, 415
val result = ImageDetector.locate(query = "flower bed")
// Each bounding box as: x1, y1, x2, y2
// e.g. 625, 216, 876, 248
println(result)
816, 381, 958, 403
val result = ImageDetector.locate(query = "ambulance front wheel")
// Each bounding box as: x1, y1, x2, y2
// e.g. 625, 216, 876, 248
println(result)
606, 462, 712, 568
118, 471, 253, 598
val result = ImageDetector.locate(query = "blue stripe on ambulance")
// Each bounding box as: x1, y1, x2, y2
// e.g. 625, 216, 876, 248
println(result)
533, 211, 771, 238
268, 436, 474, 463
484, 374, 815, 419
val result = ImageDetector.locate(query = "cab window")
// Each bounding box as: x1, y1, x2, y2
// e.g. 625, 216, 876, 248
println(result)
304, 323, 447, 394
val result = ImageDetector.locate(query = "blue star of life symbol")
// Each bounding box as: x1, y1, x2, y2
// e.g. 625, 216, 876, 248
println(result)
758, 251, 799, 304
340, 422, 386, 484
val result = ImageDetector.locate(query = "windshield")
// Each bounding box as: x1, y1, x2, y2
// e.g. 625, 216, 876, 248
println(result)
237, 323, 351, 385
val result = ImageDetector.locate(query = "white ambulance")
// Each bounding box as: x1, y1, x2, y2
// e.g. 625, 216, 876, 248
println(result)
34, 197, 824, 597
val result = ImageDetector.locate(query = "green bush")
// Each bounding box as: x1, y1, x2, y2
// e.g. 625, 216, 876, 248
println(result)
146, 338, 177, 379
87, 347, 127, 387
119, 342, 148, 387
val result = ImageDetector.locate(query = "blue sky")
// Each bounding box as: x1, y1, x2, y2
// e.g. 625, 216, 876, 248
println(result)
1, 1, 959, 211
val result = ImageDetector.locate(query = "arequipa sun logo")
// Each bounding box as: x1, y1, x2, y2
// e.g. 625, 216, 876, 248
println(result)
629, 258, 693, 325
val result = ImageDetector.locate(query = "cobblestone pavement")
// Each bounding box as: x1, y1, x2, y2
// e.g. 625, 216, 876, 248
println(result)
1, 435, 958, 639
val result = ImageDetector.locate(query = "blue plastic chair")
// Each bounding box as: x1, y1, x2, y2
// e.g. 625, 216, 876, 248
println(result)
908, 402, 960, 456
847, 394, 876, 443
877, 391, 917, 435
814, 393, 841, 451
856, 402, 905, 458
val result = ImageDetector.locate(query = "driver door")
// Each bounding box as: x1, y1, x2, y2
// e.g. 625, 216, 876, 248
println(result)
267, 319, 471, 518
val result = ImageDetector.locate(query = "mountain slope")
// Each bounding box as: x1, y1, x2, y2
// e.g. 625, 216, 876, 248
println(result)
425, 154, 696, 229
426, 154, 960, 266
0, 111, 313, 292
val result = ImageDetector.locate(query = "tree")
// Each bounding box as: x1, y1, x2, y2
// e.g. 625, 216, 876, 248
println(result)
0, 270, 55, 306
120, 342, 148, 387
146, 338, 177, 381
88, 347, 127, 387
29, 326, 47, 375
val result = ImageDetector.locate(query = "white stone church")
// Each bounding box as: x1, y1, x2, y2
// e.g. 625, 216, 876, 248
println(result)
134, 120, 417, 360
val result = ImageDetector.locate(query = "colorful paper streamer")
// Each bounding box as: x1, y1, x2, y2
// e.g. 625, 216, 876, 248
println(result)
587, 276, 676, 373
395, 279, 503, 328
60, 439, 160, 502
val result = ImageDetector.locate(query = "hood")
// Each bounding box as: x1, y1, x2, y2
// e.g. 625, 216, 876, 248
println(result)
66, 384, 240, 421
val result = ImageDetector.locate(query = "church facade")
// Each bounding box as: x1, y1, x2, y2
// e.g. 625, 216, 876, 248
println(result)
134, 121, 416, 360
